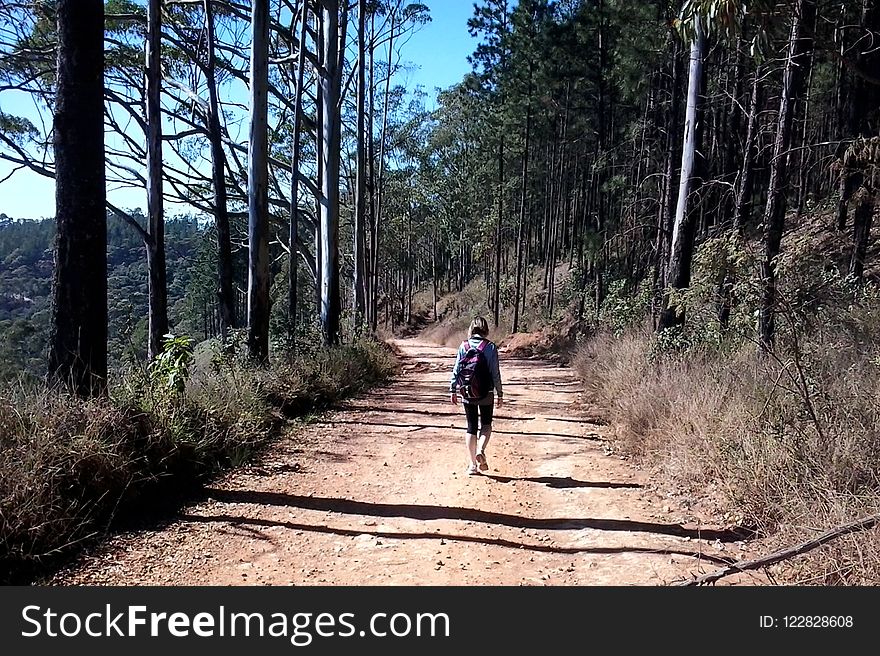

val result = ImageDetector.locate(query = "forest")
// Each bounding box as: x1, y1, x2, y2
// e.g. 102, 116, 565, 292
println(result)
1, 0, 879, 585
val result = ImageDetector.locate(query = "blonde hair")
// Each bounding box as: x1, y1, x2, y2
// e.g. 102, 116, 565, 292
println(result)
469, 316, 489, 337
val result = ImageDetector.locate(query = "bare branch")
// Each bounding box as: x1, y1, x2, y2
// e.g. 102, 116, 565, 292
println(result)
676, 514, 880, 586
107, 201, 151, 245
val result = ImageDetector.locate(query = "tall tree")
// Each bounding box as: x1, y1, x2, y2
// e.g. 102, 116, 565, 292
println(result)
145, 0, 167, 361
204, 0, 236, 343
248, 0, 271, 362
289, 0, 310, 347
319, 0, 343, 345
658, 12, 706, 332
733, 62, 763, 234
512, 50, 533, 334
469, 0, 510, 329
47, 0, 108, 396
846, 0, 880, 278
758, 0, 815, 351
372, 1, 398, 333
353, 0, 367, 332
367, 7, 378, 331
836, 0, 880, 232
653, 28, 683, 310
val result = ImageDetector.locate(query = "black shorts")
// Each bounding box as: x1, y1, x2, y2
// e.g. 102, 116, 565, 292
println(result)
463, 402, 493, 434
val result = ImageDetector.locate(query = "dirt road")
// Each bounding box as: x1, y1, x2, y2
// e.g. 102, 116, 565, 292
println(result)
51, 339, 757, 586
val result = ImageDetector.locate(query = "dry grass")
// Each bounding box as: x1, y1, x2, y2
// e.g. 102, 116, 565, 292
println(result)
573, 321, 880, 584
0, 338, 396, 583
564, 208, 880, 584
419, 263, 578, 348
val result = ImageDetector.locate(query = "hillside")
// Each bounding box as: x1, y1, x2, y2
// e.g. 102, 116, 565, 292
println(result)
0, 212, 230, 380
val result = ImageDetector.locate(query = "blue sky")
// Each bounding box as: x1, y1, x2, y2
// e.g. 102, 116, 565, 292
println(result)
0, 0, 478, 221
397, 0, 478, 104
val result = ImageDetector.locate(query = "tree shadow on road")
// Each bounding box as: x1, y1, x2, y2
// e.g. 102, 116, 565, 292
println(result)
199, 489, 753, 542
483, 474, 641, 489
178, 512, 736, 566
328, 404, 541, 423
318, 418, 598, 440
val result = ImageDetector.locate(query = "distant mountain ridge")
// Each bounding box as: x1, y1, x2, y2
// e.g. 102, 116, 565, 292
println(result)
0, 211, 209, 380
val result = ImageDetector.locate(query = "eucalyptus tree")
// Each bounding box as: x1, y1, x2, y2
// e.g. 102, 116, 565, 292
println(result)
317, 0, 343, 346
353, 0, 367, 332
366, 1, 430, 331
658, 0, 747, 332
203, 0, 236, 342
288, 0, 310, 346
657, 2, 708, 332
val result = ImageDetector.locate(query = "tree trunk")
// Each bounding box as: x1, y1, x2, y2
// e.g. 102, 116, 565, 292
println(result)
850, 188, 875, 281
146, 0, 167, 362
247, 0, 271, 363
492, 1, 509, 328
320, 0, 342, 345
431, 239, 437, 321
758, 0, 815, 352
513, 65, 533, 335
315, 8, 324, 317
795, 35, 816, 218
373, 6, 396, 333
722, 37, 745, 227
844, 1, 880, 232
834, 3, 852, 231
652, 33, 682, 322
48, 0, 107, 396
367, 10, 378, 331
288, 0, 310, 349
494, 140, 504, 328
733, 64, 762, 234
721, 63, 763, 332
353, 0, 367, 333
548, 82, 571, 319
204, 0, 235, 343
658, 16, 706, 332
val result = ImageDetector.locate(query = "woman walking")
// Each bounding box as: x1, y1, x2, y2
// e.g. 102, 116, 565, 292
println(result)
449, 316, 504, 475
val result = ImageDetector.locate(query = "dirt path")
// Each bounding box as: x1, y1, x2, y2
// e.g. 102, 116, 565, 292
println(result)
51, 339, 759, 586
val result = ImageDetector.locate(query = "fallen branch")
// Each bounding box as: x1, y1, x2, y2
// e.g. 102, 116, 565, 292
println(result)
676, 512, 880, 586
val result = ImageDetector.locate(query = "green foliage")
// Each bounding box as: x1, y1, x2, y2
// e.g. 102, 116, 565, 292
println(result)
648, 323, 693, 357
677, 0, 747, 41
0, 111, 39, 145
676, 234, 760, 341
148, 334, 194, 395
598, 278, 652, 337
0, 214, 221, 380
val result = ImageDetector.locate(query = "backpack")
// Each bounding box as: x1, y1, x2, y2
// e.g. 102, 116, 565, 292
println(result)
455, 339, 492, 401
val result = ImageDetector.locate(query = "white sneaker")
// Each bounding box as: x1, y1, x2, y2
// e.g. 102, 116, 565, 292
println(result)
466, 464, 480, 475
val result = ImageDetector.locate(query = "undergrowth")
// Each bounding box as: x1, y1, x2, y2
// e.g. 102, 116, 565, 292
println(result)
573, 219, 880, 584
0, 334, 396, 584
